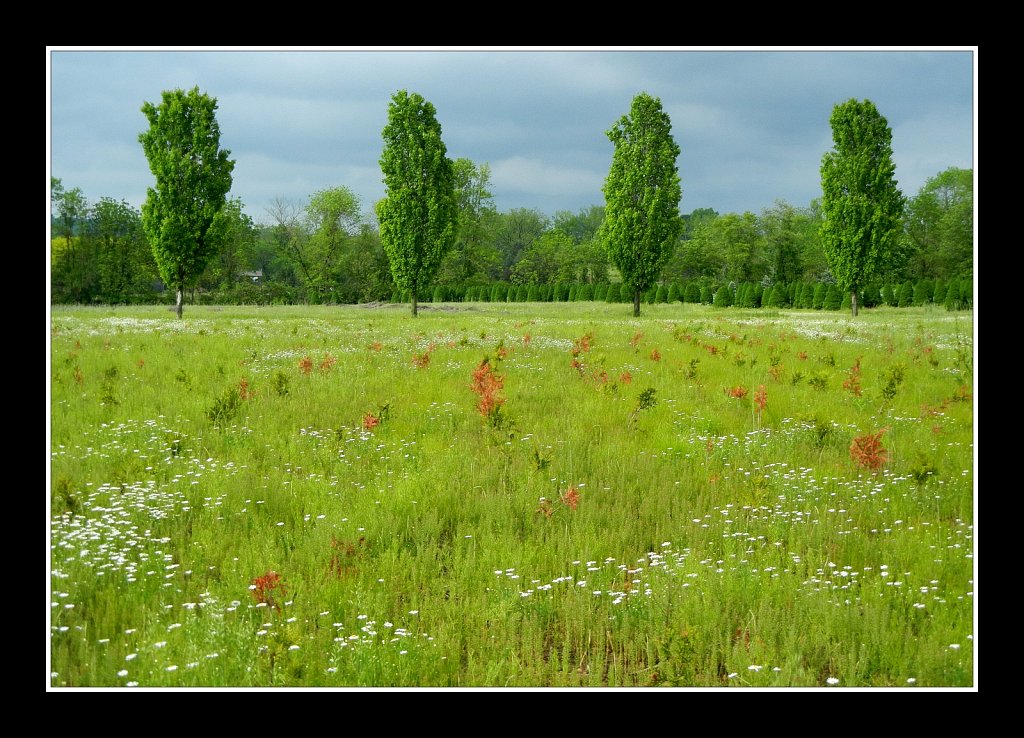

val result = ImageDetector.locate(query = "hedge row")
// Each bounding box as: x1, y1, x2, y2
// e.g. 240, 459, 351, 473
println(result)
392, 278, 974, 311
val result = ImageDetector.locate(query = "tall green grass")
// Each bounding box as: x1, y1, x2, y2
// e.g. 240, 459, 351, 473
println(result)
49, 303, 975, 687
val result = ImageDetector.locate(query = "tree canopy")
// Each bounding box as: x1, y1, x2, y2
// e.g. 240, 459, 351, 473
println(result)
601, 92, 682, 316
819, 98, 905, 316
139, 86, 235, 318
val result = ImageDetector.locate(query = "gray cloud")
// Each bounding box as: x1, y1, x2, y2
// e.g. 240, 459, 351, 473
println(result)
49, 48, 975, 224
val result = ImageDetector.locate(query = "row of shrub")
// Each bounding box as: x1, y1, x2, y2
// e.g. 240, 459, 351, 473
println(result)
391, 278, 975, 311
72, 277, 973, 310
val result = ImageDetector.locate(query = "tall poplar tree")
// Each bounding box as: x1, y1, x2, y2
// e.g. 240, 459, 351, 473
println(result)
139, 86, 235, 318
601, 92, 682, 317
376, 90, 458, 317
819, 98, 905, 317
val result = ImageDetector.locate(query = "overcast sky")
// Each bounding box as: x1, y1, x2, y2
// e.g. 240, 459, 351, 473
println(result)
47, 47, 976, 225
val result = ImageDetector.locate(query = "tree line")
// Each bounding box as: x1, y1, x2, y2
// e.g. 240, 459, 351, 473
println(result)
50, 164, 973, 308
50, 89, 973, 311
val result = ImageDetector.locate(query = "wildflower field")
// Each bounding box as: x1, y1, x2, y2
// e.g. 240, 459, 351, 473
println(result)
48, 302, 975, 688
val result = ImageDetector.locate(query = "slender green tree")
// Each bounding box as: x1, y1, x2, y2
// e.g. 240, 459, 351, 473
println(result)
376, 90, 458, 317
601, 93, 683, 316
819, 99, 905, 316
139, 87, 235, 318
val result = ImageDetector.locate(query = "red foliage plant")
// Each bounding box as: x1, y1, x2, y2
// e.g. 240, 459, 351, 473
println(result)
850, 428, 888, 471
728, 386, 748, 399
471, 358, 505, 419
298, 356, 313, 375
239, 377, 253, 400
650, 348, 661, 362
362, 413, 380, 431
560, 486, 581, 510
843, 358, 863, 397
619, 371, 633, 385
251, 571, 286, 611
754, 385, 767, 414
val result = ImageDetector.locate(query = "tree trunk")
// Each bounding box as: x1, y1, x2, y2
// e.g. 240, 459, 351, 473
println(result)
633, 288, 641, 317
411, 289, 418, 317
175, 288, 184, 319
850, 290, 859, 317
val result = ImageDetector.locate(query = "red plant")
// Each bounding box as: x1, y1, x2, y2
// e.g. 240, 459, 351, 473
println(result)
619, 371, 633, 385
522, 333, 532, 347
250, 571, 286, 611
797, 351, 808, 361
369, 341, 383, 352
239, 377, 253, 400
137, 358, 146, 368
843, 358, 863, 397
768, 364, 784, 382
728, 386, 748, 399
754, 385, 767, 415
413, 351, 431, 369
298, 356, 313, 375
952, 384, 972, 402
560, 486, 581, 510
362, 413, 380, 431
319, 354, 337, 372
572, 333, 594, 356
630, 331, 644, 350
650, 348, 661, 362
471, 358, 505, 419
705, 344, 720, 356
850, 428, 888, 471
920, 399, 951, 417
73, 365, 84, 385
329, 537, 366, 578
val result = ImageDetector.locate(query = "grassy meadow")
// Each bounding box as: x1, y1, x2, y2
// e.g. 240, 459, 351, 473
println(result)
48, 302, 975, 688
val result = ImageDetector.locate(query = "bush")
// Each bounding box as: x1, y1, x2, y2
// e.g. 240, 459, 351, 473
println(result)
897, 280, 914, 308
812, 283, 827, 310
713, 285, 733, 307
685, 283, 702, 304
823, 284, 843, 310
913, 279, 933, 306
700, 285, 714, 304
798, 283, 815, 309
958, 279, 973, 309
667, 284, 679, 303
765, 284, 786, 308
861, 283, 880, 308
752, 283, 764, 308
